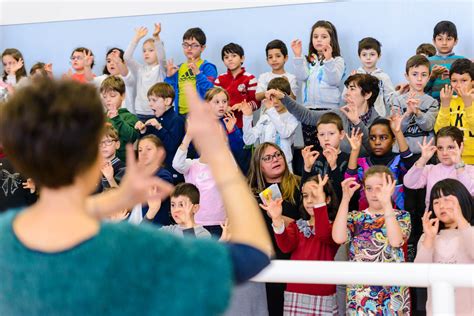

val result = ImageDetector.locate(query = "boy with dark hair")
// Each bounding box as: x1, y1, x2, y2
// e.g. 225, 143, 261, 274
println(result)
256, 39, 298, 101
435, 58, 474, 164
214, 42, 259, 129
392, 55, 439, 154
416, 43, 436, 57
165, 27, 217, 115
100, 76, 139, 161
345, 37, 394, 116
425, 20, 465, 101
135, 82, 185, 183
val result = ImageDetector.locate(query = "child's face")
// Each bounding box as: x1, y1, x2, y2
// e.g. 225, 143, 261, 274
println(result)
405, 65, 430, 93
170, 195, 197, 226
223, 52, 244, 72
302, 181, 327, 216
266, 49, 287, 72
99, 136, 119, 160
436, 136, 460, 166
344, 81, 369, 107
312, 27, 331, 53
138, 139, 161, 167
359, 49, 380, 70
101, 90, 124, 112
317, 123, 345, 149
142, 41, 158, 65
369, 124, 394, 156
209, 92, 229, 118
2, 55, 19, 74
450, 73, 472, 95
432, 193, 458, 228
364, 173, 386, 210
148, 95, 170, 117
70, 51, 85, 71
106, 51, 121, 75
182, 37, 204, 61
433, 33, 457, 55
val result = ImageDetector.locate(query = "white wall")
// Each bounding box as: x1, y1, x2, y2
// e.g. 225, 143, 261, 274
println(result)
1, 0, 472, 84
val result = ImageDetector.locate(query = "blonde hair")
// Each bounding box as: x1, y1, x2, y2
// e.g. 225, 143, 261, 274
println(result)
204, 87, 229, 102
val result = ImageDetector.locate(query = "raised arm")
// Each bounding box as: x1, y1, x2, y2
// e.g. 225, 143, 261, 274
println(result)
273, 90, 321, 126
171, 133, 193, 175
332, 178, 360, 244
291, 39, 310, 82
124, 26, 148, 74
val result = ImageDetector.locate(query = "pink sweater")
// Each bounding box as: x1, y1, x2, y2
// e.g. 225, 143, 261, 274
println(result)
172, 148, 226, 226
414, 227, 474, 315
404, 163, 474, 209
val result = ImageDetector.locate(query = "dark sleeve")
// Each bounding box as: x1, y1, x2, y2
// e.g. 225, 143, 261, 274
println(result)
150, 117, 185, 161
225, 243, 270, 285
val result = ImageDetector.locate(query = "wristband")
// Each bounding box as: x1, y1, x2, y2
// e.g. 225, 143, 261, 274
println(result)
455, 161, 465, 170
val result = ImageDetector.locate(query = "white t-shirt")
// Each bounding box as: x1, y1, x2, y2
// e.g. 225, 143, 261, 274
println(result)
256, 71, 299, 97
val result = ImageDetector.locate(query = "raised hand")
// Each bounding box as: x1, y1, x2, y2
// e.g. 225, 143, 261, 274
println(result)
440, 84, 454, 108
290, 39, 302, 58
340, 103, 360, 124
44, 63, 53, 78
322, 146, 338, 170
395, 83, 410, 94
379, 173, 395, 207
134, 121, 147, 134
406, 93, 421, 116
265, 89, 285, 100
166, 59, 179, 77
322, 44, 333, 61
417, 136, 437, 165
340, 178, 361, 200
152, 22, 161, 38
306, 174, 329, 201
301, 145, 320, 172
259, 198, 284, 222
458, 85, 473, 108
9, 58, 24, 75
448, 141, 463, 165
101, 161, 115, 180
134, 26, 148, 41
389, 106, 403, 133
345, 128, 363, 152
431, 65, 447, 79
223, 111, 237, 133
188, 58, 200, 75
219, 218, 231, 242
145, 118, 162, 130
106, 108, 118, 119
22, 178, 36, 194
84, 50, 94, 68
240, 99, 253, 116
262, 97, 275, 110
421, 211, 439, 240
147, 186, 162, 213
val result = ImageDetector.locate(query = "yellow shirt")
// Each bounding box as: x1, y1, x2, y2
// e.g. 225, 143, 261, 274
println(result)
177, 59, 204, 115
434, 96, 474, 164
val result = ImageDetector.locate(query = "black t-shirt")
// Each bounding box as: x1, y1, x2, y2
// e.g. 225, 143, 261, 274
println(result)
0, 158, 37, 212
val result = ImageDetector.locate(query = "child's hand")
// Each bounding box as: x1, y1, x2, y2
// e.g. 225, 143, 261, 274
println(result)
458, 85, 474, 108
145, 118, 162, 130
134, 26, 148, 41
421, 211, 439, 240
240, 99, 253, 116
306, 174, 329, 203
22, 178, 36, 194
134, 121, 147, 134
431, 65, 447, 79
259, 198, 284, 222
231, 102, 242, 112
322, 44, 333, 61
322, 146, 338, 170
448, 195, 470, 229
223, 111, 237, 133
440, 84, 454, 108
44, 63, 53, 78
340, 103, 360, 125
345, 128, 363, 152
188, 58, 200, 75
290, 39, 302, 58
389, 106, 403, 133
448, 141, 463, 165
340, 178, 360, 200
405, 94, 421, 116
219, 219, 231, 242
417, 136, 437, 165
350, 69, 357, 76
395, 83, 410, 94
152, 22, 161, 38
262, 97, 275, 110
101, 161, 115, 180
265, 89, 285, 100
146, 186, 162, 213
301, 145, 319, 172
8, 58, 23, 75
379, 173, 395, 207
84, 50, 94, 68
107, 108, 119, 119
166, 59, 179, 77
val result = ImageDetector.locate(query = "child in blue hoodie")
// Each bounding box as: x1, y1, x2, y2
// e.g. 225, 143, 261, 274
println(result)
165, 27, 217, 116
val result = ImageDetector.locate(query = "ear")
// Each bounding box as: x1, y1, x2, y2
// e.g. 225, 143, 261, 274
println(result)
115, 141, 121, 150
284, 55, 288, 62
241, 55, 245, 64
363, 91, 372, 101
201, 45, 206, 52
339, 130, 346, 140
454, 39, 458, 46
326, 196, 331, 205
192, 204, 200, 214
164, 97, 173, 107
404, 73, 409, 81
120, 93, 126, 102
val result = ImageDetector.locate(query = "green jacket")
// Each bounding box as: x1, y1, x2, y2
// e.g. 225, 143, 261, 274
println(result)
108, 108, 139, 161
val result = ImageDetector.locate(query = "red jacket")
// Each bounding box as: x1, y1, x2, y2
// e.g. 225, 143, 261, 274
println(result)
274, 205, 339, 296
214, 67, 259, 128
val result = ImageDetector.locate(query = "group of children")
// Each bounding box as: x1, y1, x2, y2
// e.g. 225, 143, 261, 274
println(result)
1, 18, 473, 316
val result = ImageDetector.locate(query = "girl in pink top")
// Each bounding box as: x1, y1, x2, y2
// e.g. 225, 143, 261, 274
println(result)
172, 119, 227, 237
414, 178, 474, 315
404, 126, 474, 210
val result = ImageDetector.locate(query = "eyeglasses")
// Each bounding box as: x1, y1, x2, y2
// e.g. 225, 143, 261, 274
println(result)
100, 139, 117, 147
181, 43, 202, 50
261, 151, 283, 163
70, 56, 84, 61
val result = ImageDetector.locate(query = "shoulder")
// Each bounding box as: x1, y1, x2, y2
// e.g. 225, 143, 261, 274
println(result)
201, 61, 217, 70
156, 168, 173, 182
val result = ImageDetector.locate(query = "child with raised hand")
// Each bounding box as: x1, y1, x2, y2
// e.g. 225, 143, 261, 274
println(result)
165, 27, 217, 116
435, 58, 474, 164
242, 77, 298, 171
392, 55, 439, 154
404, 126, 474, 210
65, 47, 95, 83
332, 168, 412, 315
215, 43, 259, 129
124, 23, 167, 121
344, 37, 395, 117
291, 20, 345, 110
263, 174, 339, 315
143, 183, 211, 238
1, 48, 28, 98
100, 76, 139, 162
345, 112, 415, 211
29, 62, 53, 80
414, 178, 474, 315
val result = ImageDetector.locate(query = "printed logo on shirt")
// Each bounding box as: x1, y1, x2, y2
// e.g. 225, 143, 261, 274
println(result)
178, 70, 195, 83
237, 83, 247, 94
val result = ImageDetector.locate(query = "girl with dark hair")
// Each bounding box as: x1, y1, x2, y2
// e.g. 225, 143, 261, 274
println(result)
415, 178, 474, 315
